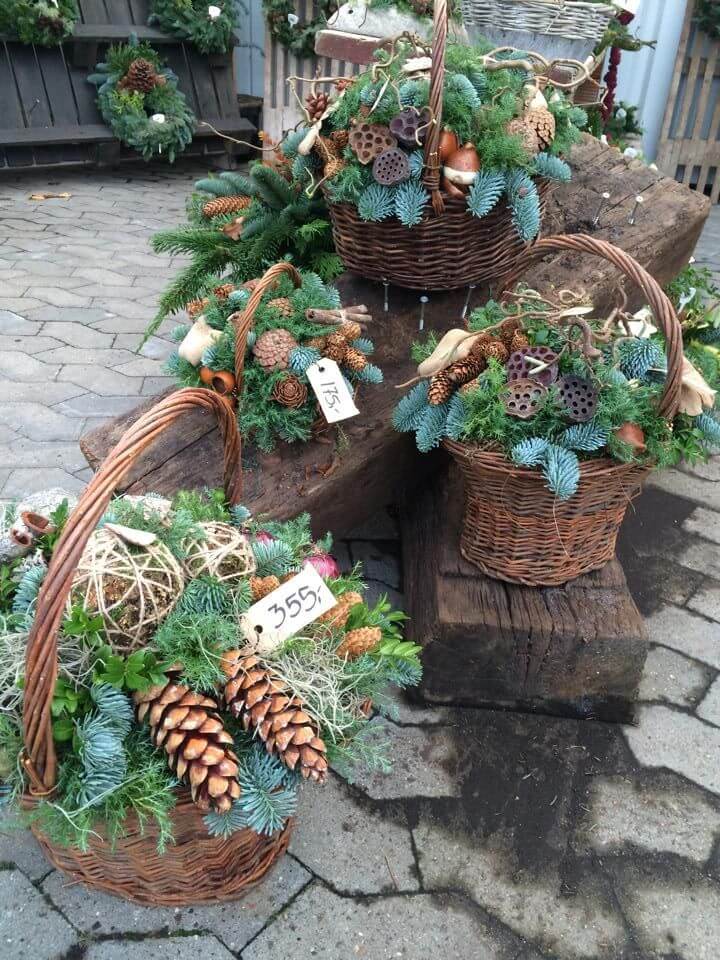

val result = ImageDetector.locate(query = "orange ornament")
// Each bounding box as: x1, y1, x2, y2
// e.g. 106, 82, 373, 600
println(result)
210, 371, 236, 396
613, 422, 646, 453
443, 143, 480, 189
439, 128, 460, 164
199, 366, 215, 385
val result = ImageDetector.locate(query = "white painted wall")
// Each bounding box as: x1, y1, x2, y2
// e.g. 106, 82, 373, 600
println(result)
615, 0, 688, 160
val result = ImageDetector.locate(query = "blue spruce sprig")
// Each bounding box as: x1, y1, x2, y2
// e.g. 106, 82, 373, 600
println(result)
559, 422, 609, 452
467, 170, 505, 220
444, 391, 467, 441
358, 184, 396, 222
408, 150, 424, 178
511, 437, 550, 467
618, 339, 667, 380
416, 402, 450, 453
177, 576, 230, 616
351, 338, 374, 356
204, 749, 298, 838
506, 170, 541, 241
697, 412, 720, 448
12, 563, 47, 621
356, 363, 383, 384
289, 346, 321, 374
533, 153, 572, 182
229, 504, 252, 526
279, 129, 306, 159
394, 181, 429, 228
169, 323, 190, 343
542, 445, 581, 500
445, 72, 481, 109
252, 538, 296, 577
393, 381, 430, 433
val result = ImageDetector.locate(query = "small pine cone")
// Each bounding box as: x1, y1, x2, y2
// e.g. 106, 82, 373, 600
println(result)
511, 331, 530, 352
525, 107, 556, 150
444, 355, 486, 387
187, 297, 209, 319
306, 336, 327, 351
272, 374, 308, 409
202, 195, 252, 219
505, 117, 540, 155
213, 282, 235, 301
305, 91, 330, 122
481, 340, 509, 364
250, 575, 280, 601
498, 317, 522, 347
317, 590, 363, 629
222, 652, 328, 782
330, 129, 350, 149
334, 78, 355, 93
267, 296, 293, 319
337, 320, 362, 341
468, 332, 492, 359
428, 371, 454, 406
460, 377, 481, 395
336, 626, 382, 660
342, 346, 367, 373
252, 328, 298, 371
323, 332, 349, 363
135, 673, 241, 813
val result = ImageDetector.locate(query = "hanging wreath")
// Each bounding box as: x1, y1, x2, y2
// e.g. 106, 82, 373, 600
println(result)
0, 0, 78, 46
149, 0, 238, 54
88, 40, 195, 163
697, 0, 720, 40
262, 0, 338, 59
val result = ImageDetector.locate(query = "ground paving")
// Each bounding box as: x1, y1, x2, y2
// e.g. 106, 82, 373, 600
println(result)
1, 165, 719, 959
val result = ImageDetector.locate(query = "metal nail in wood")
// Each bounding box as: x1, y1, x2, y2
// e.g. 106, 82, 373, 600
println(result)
592, 192, 611, 228
419, 295, 428, 331
628, 195, 644, 226
462, 284, 477, 320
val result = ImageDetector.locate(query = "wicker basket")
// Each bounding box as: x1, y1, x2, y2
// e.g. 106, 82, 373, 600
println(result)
460, 0, 617, 62
325, 0, 550, 292
445, 234, 684, 587
21, 389, 292, 905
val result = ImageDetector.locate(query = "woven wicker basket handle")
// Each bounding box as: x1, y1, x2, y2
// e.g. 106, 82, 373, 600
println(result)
422, 0, 447, 215
498, 233, 683, 420
232, 262, 303, 394
22, 388, 243, 796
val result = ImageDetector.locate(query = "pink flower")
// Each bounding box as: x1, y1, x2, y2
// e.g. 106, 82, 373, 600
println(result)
306, 551, 340, 579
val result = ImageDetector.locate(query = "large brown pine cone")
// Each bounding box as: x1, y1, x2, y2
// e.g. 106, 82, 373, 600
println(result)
342, 346, 367, 372
336, 626, 382, 660
135, 672, 241, 813
305, 91, 330, 122
525, 107, 556, 150
505, 117, 540, 155
252, 328, 298, 371
428, 371, 454, 406
222, 651, 328, 782
120, 58, 159, 94
316, 590, 364, 629
202, 195, 252, 219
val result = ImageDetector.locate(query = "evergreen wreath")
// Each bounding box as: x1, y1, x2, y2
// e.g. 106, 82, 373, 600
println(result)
0, 489, 421, 848
88, 39, 195, 163
0, 0, 78, 45
697, 0, 720, 39
149, 0, 238, 54
262, 0, 337, 59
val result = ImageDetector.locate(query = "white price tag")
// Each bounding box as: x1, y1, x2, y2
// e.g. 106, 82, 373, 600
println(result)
306, 359, 359, 424
240, 563, 338, 651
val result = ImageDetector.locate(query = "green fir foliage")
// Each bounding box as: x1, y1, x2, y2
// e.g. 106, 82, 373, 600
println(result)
149, 0, 237, 54
152, 610, 238, 690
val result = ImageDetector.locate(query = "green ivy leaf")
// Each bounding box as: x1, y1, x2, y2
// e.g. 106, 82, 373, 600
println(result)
52, 717, 75, 742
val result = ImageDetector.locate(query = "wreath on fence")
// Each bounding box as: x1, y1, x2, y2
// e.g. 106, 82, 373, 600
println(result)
149, 0, 238, 54
0, 0, 78, 46
697, 0, 720, 39
262, 0, 337, 58
88, 40, 196, 163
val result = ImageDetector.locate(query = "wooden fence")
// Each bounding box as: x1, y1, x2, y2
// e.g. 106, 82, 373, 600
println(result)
657, 0, 720, 204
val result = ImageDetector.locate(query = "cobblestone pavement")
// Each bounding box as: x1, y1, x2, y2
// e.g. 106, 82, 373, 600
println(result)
1, 169, 720, 959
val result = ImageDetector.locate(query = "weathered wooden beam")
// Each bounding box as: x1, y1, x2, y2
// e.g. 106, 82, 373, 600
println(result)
81, 136, 710, 538
400, 466, 649, 723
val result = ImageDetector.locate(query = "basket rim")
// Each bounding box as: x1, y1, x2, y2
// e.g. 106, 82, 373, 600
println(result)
464, 0, 617, 11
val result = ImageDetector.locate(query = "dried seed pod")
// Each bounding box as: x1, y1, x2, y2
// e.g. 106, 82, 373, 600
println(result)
557, 375, 598, 423
501, 378, 547, 420
506, 346, 559, 388
373, 148, 411, 186
349, 122, 396, 165
389, 107, 432, 148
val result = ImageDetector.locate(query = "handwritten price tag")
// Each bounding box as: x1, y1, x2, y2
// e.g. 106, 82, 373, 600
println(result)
306, 359, 359, 424
240, 563, 337, 652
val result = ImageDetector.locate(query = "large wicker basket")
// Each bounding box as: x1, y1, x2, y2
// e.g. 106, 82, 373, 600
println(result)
21, 389, 291, 905
460, 0, 617, 62
325, 0, 550, 292
445, 234, 684, 587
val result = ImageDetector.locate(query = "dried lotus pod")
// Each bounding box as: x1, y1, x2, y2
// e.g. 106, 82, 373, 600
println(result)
389, 107, 432, 148
506, 346, 559, 388
501, 378, 547, 420
349, 122, 396, 165
373, 148, 411, 186
557, 375, 598, 423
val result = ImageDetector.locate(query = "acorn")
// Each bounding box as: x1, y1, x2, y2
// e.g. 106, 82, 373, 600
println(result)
211, 370, 236, 396
443, 142, 480, 191
613, 422, 646, 453
439, 127, 460, 164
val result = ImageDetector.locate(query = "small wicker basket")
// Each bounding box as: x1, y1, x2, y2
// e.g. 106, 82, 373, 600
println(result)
445, 234, 684, 587
325, 0, 551, 292
460, 0, 617, 62
21, 389, 291, 905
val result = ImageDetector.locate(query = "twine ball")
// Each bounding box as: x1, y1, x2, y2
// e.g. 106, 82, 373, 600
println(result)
183, 522, 257, 584
71, 528, 185, 654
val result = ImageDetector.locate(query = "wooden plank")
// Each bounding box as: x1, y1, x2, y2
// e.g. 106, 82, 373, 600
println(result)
103, 0, 134, 20
184, 46, 222, 121
72, 24, 173, 41
400, 466, 648, 722
9, 45, 52, 129
35, 47, 78, 126
0, 45, 25, 130
129, 0, 151, 23
77, 0, 111, 23
0, 124, 111, 145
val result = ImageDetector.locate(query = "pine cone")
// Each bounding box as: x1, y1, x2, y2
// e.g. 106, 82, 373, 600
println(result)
428, 371, 455, 406
338, 320, 362, 342
334, 78, 355, 93
187, 297, 209, 319
525, 107, 556, 150
481, 340, 509, 364
306, 91, 330, 122
498, 317, 522, 348
241, 278, 261, 293
272, 374, 308, 409
135, 673, 240, 813
202, 195, 252, 219
505, 117, 540, 156
323, 332, 349, 363
342, 346, 367, 373
222, 652, 328, 782
511, 331, 530, 353
306, 336, 327, 351
317, 590, 363, 628
213, 282, 235, 300
330, 129, 350, 149
336, 626, 382, 660
250, 575, 280, 601
267, 297, 293, 319
252, 328, 298, 371
120, 58, 159, 94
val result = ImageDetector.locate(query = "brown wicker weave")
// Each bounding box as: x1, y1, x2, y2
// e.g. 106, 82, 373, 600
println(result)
445, 234, 684, 587
21, 388, 292, 905
325, 0, 550, 291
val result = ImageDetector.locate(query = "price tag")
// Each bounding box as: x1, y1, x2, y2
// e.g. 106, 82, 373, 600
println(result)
306, 359, 359, 424
240, 562, 338, 652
